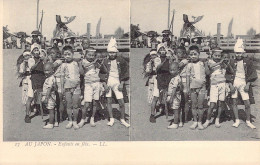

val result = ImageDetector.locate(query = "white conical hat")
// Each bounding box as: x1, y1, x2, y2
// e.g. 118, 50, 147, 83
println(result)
234, 38, 245, 52
107, 37, 118, 52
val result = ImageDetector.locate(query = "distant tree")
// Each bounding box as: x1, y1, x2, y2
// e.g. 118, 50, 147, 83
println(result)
131, 24, 142, 41
114, 27, 124, 39
247, 27, 256, 37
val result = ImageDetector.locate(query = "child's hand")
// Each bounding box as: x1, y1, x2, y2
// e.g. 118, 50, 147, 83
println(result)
244, 84, 250, 92
230, 85, 236, 94
103, 84, 110, 93
43, 98, 48, 104
118, 83, 123, 92
61, 88, 65, 95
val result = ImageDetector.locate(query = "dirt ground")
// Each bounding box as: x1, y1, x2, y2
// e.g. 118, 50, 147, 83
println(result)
129, 48, 260, 141
3, 49, 130, 141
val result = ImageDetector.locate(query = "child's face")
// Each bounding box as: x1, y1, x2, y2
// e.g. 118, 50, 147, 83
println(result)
24, 55, 31, 62
169, 64, 179, 76
150, 53, 157, 59
40, 50, 46, 59
158, 47, 166, 57
44, 65, 53, 77
86, 51, 96, 62
189, 50, 200, 62
32, 48, 40, 58
64, 50, 74, 62
176, 49, 185, 59
108, 52, 117, 60
49, 49, 58, 60
235, 52, 244, 61
212, 52, 222, 62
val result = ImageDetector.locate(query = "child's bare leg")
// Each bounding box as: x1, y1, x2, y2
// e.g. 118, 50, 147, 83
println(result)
183, 92, 189, 122
78, 102, 90, 127
107, 97, 113, 118
173, 109, 179, 124
49, 109, 55, 124
197, 93, 205, 130
118, 99, 125, 119
232, 98, 240, 127
25, 97, 33, 123
118, 99, 130, 127
179, 109, 183, 126
167, 109, 179, 129
215, 101, 223, 128
150, 96, 158, 123
58, 92, 64, 121
43, 109, 54, 129
65, 91, 73, 129
190, 91, 198, 129
54, 110, 58, 127
151, 96, 158, 115
204, 102, 216, 128
106, 97, 115, 126
26, 97, 33, 116
90, 100, 99, 127
244, 100, 256, 129
72, 93, 80, 129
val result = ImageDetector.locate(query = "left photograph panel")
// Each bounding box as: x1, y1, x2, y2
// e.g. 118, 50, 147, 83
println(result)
3, 0, 130, 141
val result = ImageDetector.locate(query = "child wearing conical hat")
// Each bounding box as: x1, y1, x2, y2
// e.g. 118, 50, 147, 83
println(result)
228, 39, 257, 129
102, 38, 130, 127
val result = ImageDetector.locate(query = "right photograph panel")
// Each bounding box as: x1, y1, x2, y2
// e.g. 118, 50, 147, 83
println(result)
130, 0, 260, 140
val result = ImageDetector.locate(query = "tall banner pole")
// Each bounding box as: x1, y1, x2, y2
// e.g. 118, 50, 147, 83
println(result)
168, 0, 170, 29
36, 0, 39, 29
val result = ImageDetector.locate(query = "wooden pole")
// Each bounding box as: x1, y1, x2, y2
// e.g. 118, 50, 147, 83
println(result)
217, 23, 221, 46
36, 0, 39, 29
168, 0, 170, 29
40, 10, 43, 34
171, 10, 175, 36
87, 23, 91, 39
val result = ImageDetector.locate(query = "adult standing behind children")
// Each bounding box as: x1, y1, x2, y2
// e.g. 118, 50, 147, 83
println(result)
102, 37, 130, 128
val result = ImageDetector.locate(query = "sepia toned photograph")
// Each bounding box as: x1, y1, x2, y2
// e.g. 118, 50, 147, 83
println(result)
130, 0, 260, 140
3, 0, 130, 141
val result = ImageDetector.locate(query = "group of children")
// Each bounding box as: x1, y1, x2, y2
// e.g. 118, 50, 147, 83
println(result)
144, 38, 258, 130
18, 38, 130, 129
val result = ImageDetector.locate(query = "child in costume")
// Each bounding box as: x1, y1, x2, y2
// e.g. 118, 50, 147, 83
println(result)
167, 62, 182, 129
60, 46, 84, 129
103, 38, 130, 127
42, 63, 57, 129
229, 39, 258, 129
186, 45, 210, 130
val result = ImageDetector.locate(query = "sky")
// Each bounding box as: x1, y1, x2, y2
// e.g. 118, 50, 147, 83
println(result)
131, 0, 260, 37
3, 0, 130, 40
